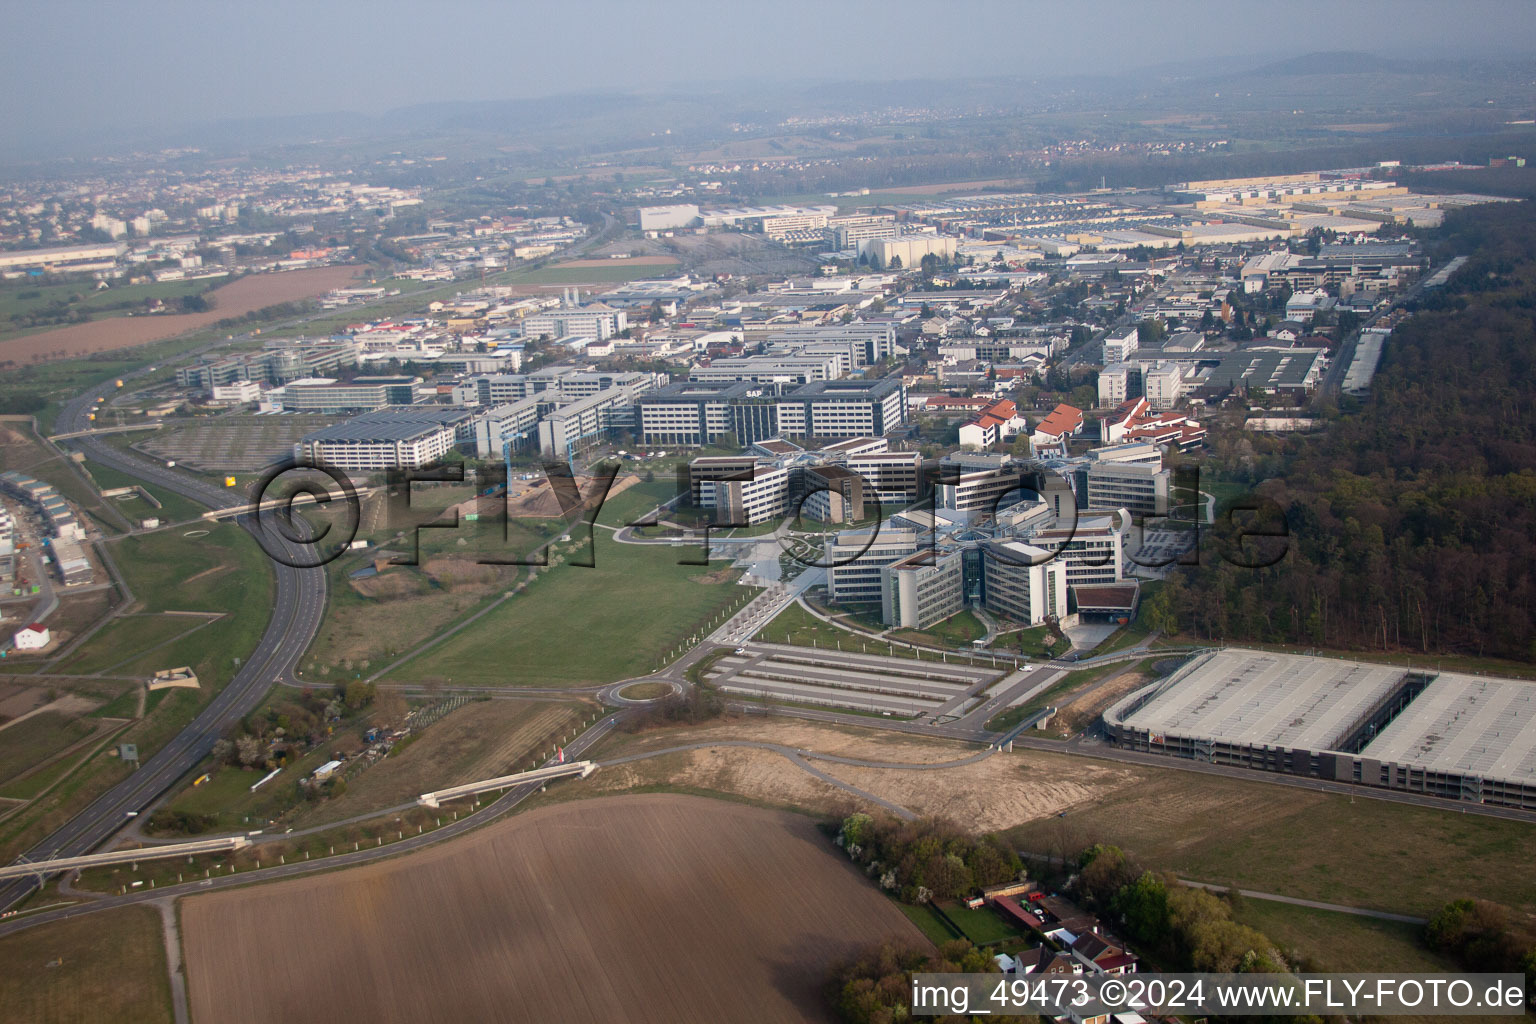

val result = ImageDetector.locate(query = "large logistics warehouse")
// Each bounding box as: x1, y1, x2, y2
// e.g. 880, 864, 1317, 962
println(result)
1104, 648, 1536, 810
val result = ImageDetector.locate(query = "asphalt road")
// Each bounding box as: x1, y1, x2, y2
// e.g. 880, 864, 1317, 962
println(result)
0, 381, 329, 911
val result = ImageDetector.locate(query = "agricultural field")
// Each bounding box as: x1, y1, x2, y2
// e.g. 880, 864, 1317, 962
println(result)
0, 709, 99, 790
0, 276, 225, 341
181, 794, 922, 1023
0, 906, 171, 1024
0, 266, 358, 365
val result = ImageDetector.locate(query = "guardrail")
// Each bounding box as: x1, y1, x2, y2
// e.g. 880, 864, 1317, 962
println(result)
0, 835, 248, 882
417, 761, 595, 809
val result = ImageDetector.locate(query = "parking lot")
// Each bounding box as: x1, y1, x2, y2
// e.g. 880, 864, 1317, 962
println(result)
702, 643, 1004, 719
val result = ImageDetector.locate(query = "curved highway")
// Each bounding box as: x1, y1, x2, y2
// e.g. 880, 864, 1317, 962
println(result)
0, 377, 329, 910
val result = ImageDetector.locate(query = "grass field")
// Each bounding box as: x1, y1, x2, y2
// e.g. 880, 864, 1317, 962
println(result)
934, 901, 1024, 947
0, 905, 171, 1024
1232, 899, 1450, 972
1009, 769, 1536, 918
387, 538, 744, 687
900, 902, 960, 945
0, 277, 224, 335
99, 524, 271, 694
52, 614, 213, 675
82, 459, 210, 525
889, 608, 989, 649
0, 712, 95, 788
304, 494, 562, 677
180, 794, 922, 1024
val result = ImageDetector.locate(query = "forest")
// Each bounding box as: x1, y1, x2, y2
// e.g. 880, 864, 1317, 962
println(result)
1148, 199, 1536, 662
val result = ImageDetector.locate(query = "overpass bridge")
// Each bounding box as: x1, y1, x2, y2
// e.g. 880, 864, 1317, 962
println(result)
48, 423, 163, 441
0, 836, 248, 884
418, 761, 595, 809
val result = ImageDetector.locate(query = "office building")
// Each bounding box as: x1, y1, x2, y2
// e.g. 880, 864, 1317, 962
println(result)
1086, 460, 1169, 518
280, 376, 420, 414
1101, 326, 1139, 364
519, 305, 628, 341
981, 541, 1068, 626
637, 378, 906, 446
1143, 362, 1186, 411
825, 529, 920, 605
295, 408, 472, 471
881, 547, 965, 629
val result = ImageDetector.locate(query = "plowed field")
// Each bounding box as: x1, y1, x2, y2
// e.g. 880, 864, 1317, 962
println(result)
182, 794, 919, 1023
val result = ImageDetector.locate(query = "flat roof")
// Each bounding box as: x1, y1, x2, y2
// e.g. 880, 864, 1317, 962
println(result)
1360, 673, 1536, 783
1120, 649, 1407, 750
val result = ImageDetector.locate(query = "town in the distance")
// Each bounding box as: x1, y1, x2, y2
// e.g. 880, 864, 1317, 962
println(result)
1, 14, 1535, 1024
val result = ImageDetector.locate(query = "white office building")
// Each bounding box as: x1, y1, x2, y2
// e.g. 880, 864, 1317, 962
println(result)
825, 528, 921, 605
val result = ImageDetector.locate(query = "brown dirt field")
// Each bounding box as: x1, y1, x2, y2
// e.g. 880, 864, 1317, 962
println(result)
1053, 667, 1153, 735
1, 266, 359, 363
182, 794, 921, 1023
506, 472, 639, 519
581, 718, 1141, 831
293, 699, 592, 827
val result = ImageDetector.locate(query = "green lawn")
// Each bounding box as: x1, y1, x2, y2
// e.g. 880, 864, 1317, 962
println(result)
387, 537, 746, 687
900, 902, 961, 946
889, 608, 989, 649
935, 902, 1024, 947
995, 624, 1061, 659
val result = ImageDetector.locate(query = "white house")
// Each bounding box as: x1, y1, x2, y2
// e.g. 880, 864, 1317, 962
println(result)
13, 623, 51, 650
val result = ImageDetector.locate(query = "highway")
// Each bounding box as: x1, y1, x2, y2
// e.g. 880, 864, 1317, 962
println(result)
0, 378, 330, 911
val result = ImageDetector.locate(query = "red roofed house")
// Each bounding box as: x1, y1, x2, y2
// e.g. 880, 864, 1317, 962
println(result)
922, 395, 992, 414
13, 623, 50, 651
1102, 397, 1150, 444
1030, 403, 1084, 454
1125, 411, 1207, 451
958, 398, 1026, 449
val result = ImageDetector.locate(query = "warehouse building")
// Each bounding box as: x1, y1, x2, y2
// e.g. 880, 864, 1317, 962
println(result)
1104, 648, 1536, 810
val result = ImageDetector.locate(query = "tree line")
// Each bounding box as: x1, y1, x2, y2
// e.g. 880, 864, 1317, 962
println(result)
837, 813, 1025, 905
1157, 200, 1536, 661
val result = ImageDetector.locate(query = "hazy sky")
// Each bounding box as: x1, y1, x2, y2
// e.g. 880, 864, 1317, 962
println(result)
4, 0, 1535, 151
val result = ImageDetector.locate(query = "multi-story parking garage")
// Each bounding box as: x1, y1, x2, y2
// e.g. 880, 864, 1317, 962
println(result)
1104, 648, 1536, 810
